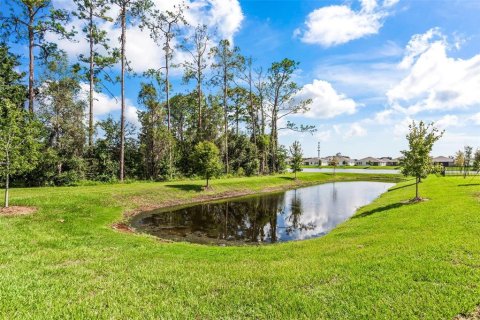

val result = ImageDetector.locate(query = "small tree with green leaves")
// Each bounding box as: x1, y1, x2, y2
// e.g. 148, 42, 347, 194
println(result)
0, 100, 40, 208
455, 150, 465, 167
192, 141, 222, 188
464, 145, 473, 178
328, 154, 340, 176
289, 141, 302, 179
400, 121, 443, 201
473, 149, 480, 173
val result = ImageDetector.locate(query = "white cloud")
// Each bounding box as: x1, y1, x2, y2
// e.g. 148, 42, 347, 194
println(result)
373, 109, 394, 124
398, 27, 443, 69
49, 0, 244, 72
393, 116, 413, 137
295, 0, 398, 47
388, 28, 480, 114
79, 83, 139, 127
345, 122, 367, 138
435, 114, 461, 130
470, 113, 480, 125
296, 79, 358, 119
315, 130, 331, 141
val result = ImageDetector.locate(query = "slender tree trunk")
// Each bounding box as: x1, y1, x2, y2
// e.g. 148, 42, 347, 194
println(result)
248, 64, 258, 171
119, 5, 126, 182
165, 38, 173, 179
28, 11, 34, 113
224, 70, 229, 175
88, 7, 94, 148
270, 108, 277, 173
197, 57, 202, 131
165, 43, 170, 131
416, 177, 419, 199
4, 153, 9, 208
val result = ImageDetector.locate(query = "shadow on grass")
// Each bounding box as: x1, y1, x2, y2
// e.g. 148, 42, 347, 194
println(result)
279, 176, 295, 181
388, 182, 415, 191
165, 184, 203, 192
458, 183, 480, 187
353, 202, 410, 219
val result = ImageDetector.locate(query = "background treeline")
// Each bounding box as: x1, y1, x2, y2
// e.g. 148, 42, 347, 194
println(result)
0, 0, 314, 186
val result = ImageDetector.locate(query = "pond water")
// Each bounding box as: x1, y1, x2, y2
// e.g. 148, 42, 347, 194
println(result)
301, 168, 400, 174
130, 181, 395, 245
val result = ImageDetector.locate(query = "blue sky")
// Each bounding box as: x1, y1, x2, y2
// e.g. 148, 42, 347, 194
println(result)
5, 0, 480, 158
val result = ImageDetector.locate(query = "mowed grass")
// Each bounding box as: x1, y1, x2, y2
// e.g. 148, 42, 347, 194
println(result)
1, 173, 480, 319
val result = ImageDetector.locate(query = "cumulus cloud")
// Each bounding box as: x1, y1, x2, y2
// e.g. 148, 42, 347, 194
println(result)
79, 83, 139, 127
345, 122, 367, 138
435, 114, 461, 129
296, 79, 358, 119
470, 113, 480, 125
295, 0, 398, 47
387, 28, 480, 114
49, 0, 244, 72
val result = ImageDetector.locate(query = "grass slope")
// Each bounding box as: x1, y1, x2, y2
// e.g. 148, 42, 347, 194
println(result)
1, 173, 479, 319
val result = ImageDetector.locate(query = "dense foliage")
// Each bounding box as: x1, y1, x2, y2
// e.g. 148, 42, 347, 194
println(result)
0, 0, 314, 188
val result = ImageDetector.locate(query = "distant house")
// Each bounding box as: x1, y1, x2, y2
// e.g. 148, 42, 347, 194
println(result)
304, 157, 329, 166
355, 157, 387, 166
379, 157, 402, 166
323, 154, 355, 166
338, 156, 355, 166
319, 158, 329, 166
432, 156, 454, 167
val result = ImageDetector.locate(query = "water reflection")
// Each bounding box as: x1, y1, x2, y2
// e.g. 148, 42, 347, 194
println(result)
131, 181, 394, 245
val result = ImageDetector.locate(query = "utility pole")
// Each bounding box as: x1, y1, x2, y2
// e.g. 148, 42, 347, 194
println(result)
317, 141, 321, 166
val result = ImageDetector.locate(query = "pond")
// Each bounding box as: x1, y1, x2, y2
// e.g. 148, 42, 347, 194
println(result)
301, 168, 400, 174
130, 181, 395, 245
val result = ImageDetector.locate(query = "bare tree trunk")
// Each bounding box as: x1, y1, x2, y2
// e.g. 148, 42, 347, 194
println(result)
28, 10, 35, 113
165, 38, 173, 179
88, 7, 94, 148
197, 57, 202, 131
248, 61, 258, 171
416, 177, 419, 199
224, 70, 229, 175
165, 43, 170, 131
119, 5, 126, 182
4, 153, 9, 208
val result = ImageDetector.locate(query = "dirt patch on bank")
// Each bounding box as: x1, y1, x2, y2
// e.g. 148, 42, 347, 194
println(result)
0, 206, 37, 217
112, 222, 135, 233
123, 189, 253, 218
455, 306, 480, 319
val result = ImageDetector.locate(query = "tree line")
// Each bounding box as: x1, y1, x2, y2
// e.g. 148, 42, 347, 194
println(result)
0, 0, 315, 197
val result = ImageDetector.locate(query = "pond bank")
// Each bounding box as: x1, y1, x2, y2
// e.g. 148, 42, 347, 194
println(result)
2, 174, 480, 318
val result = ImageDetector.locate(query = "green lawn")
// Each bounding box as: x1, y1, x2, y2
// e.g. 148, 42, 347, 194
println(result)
1, 173, 480, 319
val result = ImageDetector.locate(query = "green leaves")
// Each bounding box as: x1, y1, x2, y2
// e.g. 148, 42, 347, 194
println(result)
191, 141, 222, 186
289, 141, 303, 177
0, 99, 41, 178
400, 120, 443, 198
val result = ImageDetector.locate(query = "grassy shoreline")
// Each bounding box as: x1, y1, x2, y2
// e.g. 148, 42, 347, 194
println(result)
1, 173, 480, 318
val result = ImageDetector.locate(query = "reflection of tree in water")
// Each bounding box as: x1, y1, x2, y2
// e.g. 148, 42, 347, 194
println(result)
332, 182, 338, 202
141, 190, 316, 243
284, 190, 316, 236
